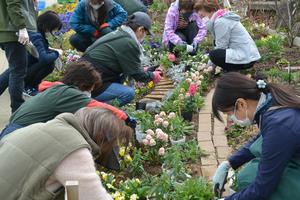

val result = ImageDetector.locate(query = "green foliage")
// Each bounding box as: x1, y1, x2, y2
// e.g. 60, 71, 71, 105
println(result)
132, 111, 154, 131
172, 177, 214, 200
256, 35, 285, 61
167, 140, 202, 162
168, 116, 194, 140
225, 124, 246, 139
129, 148, 145, 177
149, 0, 168, 14
117, 178, 151, 200
148, 173, 174, 199
44, 69, 64, 82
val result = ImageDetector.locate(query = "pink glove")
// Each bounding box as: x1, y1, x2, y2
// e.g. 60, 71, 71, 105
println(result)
152, 71, 162, 84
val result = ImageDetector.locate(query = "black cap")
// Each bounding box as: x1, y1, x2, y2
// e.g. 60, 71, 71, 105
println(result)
130, 11, 154, 36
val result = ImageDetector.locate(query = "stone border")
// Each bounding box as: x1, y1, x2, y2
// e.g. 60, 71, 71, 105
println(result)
197, 89, 232, 181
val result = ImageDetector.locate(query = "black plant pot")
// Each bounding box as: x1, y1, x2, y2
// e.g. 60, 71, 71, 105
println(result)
136, 101, 147, 110
182, 111, 193, 121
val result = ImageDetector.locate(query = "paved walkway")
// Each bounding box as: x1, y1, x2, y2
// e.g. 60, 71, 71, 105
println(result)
0, 50, 10, 130
197, 89, 231, 182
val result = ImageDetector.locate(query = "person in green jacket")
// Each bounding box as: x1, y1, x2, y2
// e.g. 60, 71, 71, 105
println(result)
0, 60, 132, 138
0, 0, 37, 112
0, 107, 132, 200
83, 11, 162, 106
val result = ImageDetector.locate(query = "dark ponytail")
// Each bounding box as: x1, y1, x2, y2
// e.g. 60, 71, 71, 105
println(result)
212, 72, 300, 121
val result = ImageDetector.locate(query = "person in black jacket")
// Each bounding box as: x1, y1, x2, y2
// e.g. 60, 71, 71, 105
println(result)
0, 11, 63, 97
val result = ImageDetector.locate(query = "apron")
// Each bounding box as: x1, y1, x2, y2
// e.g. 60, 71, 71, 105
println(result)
237, 135, 300, 200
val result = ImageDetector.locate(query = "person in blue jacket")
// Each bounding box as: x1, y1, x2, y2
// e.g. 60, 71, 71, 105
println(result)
69, 0, 128, 52
212, 72, 300, 200
0, 11, 63, 96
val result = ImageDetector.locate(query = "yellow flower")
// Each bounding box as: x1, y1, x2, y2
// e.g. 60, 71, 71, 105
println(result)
96, 170, 100, 176
125, 154, 133, 163
100, 172, 108, 182
119, 147, 126, 157
147, 81, 154, 89
112, 191, 125, 200
106, 183, 116, 190
135, 178, 141, 184
130, 194, 139, 200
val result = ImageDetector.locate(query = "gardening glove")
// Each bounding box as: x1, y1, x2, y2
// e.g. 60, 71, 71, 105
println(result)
93, 30, 101, 38
99, 23, 113, 36
186, 44, 194, 53
125, 115, 137, 130
192, 42, 198, 52
18, 28, 29, 45
213, 161, 231, 195
152, 71, 162, 84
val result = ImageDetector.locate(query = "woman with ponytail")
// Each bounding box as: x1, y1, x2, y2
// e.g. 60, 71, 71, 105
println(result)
212, 72, 300, 200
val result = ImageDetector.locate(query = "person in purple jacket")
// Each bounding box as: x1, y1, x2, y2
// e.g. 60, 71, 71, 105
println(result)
162, 0, 206, 55
212, 72, 300, 200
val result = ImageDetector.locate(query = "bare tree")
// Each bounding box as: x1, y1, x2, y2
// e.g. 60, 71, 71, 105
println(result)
275, 0, 300, 47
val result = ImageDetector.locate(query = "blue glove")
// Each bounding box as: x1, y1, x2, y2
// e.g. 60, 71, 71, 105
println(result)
125, 115, 137, 130
213, 161, 231, 193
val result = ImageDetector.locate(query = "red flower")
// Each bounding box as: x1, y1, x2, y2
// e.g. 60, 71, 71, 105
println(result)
168, 53, 176, 62
188, 83, 198, 96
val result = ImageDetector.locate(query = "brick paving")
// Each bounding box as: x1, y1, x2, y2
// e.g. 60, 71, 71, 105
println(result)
197, 89, 232, 182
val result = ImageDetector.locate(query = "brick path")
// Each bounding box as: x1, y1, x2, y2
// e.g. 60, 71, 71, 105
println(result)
197, 89, 231, 180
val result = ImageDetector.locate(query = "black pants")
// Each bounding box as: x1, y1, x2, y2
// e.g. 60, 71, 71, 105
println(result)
209, 49, 256, 71
25, 62, 55, 89
69, 33, 94, 52
0, 42, 27, 112
169, 21, 199, 51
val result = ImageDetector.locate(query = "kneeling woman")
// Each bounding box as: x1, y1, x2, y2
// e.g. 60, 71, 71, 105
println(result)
0, 107, 132, 200
212, 72, 300, 200
195, 0, 261, 71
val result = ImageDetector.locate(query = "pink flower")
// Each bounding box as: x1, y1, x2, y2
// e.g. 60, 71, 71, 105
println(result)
162, 133, 169, 142
158, 147, 165, 156
196, 80, 202, 86
168, 112, 176, 119
155, 114, 160, 120
155, 128, 163, 135
146, 134, 152, 141
188, 83, 198, 96
162, 121, 169, 128
168, 53, 176, 62
207, 66, 214, 72
143, 139, 149, 145
146, 129, 155, 136
149, 139, 156, 146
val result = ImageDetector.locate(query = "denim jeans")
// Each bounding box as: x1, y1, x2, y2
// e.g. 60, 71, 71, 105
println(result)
0, 123, 23, 139
94, 83, 135, 106
0, 42, 27, 112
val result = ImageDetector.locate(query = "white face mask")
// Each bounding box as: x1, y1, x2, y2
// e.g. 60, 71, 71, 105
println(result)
90, 2, 104, 9
82, 91, 91, 98
230, 102, 252, 127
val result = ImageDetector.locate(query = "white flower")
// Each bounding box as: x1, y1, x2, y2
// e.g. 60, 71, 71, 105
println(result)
146, 129, 155, 136
158, 147, 165, 156
168, 112, 176, 119
149, 139, 156, 146
159, 111, 166, 117
162, 121, 169, 128
130, 194, 139, 200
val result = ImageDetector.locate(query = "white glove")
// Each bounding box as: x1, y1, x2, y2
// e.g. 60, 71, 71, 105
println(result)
213, 161, 231, 192
186, 44, 194, 53
55, 49, 64, 56
18, 28, 29, 45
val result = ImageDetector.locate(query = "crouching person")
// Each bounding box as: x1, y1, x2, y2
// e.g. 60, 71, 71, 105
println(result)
0, 60, 129, 139
0, 107, 132, 200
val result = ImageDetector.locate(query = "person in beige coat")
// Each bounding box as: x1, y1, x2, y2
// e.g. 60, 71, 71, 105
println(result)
0, 107, 132, 200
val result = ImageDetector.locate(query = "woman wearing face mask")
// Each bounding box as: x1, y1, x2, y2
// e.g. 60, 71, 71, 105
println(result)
162, 0, 207, 55
195, 0, 260, 71
82, 12, 162, 106
212, 72, 300, 200
0, 107, 132, 200
0, 11, 63, 97
69, 0, 127, 52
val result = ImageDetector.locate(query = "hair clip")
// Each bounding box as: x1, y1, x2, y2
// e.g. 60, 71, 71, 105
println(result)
257, 79, 267, 89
